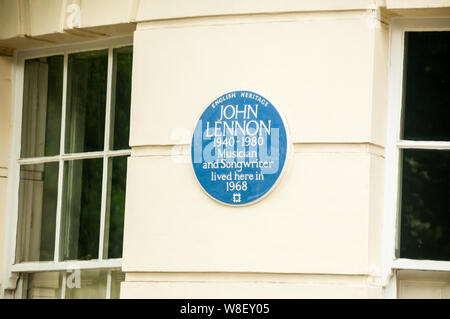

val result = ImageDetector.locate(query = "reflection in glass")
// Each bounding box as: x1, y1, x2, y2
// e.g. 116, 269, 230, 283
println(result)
105, 156, 128, 259
111, 46, 132, 150
402, 32, 450, 141
60, 158, 102, 260
400, 149, 450, 261
21, 55, 63, 158
65, 50, 108, 153
16, 163, 59, 262
65, 269, 107, 299
111, 271, 125, 299
27, 271, 62, 299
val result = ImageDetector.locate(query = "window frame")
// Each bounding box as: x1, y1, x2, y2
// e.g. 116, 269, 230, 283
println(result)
382, 17, 450, 297
1, 35, 133, 298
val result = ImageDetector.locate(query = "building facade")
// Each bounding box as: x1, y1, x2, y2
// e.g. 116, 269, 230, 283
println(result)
0, 0, 449, 299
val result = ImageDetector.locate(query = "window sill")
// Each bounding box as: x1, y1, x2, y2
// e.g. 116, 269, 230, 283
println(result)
392, 258, 450, 272
10, 258, 122, 273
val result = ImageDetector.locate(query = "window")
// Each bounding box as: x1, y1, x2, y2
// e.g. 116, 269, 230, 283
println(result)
5, 37, 132, 299
384, 19, 450, 297
399, 31, 450, 261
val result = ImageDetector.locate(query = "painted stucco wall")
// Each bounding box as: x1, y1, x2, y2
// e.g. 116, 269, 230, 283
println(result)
120, 10, 389, 298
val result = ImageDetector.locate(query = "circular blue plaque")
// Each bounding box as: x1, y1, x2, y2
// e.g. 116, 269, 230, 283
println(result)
191, 90, 288, 206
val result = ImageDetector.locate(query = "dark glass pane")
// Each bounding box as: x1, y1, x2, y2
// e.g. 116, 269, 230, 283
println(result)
65, 50, 107, 153
402, 32, 450, 141
106, 156, 128, 258
400, 149, 450, 261
21, 55, 63, 158
61, 158, 103, 260
111, 46, 132, 150
16, 162, 58, 262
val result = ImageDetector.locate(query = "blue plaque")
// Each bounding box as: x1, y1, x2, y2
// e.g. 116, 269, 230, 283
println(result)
191, 90, 288, 206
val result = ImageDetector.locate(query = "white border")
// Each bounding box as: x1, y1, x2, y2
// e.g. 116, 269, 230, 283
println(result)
189, 89, 292, 207
382, 17, 450, 298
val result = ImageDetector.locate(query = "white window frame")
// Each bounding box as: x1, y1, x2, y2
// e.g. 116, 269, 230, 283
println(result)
1, 35, 133, 299
382, 17, 450, 298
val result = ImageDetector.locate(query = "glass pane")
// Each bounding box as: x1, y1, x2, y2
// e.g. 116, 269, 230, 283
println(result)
27, 271, 62, 299
16, 162, 58, 262
111, 46, 132, 150
400, 149, 450, 261
65, 50, 108, 153
110, 271, 125, 299
21, 55, 63, 158
105, 156, 128, 259
60, 158, 103, 260
402, 32, 450, 141
65, 269, 107, 299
